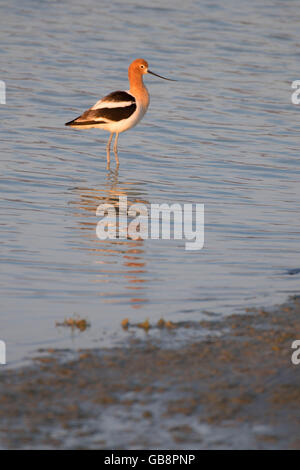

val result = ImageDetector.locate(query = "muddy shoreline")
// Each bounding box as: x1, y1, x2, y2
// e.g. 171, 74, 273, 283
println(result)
0, 297, 299, 449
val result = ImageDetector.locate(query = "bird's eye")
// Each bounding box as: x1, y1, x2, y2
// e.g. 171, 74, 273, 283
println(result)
140, 65, 145, 68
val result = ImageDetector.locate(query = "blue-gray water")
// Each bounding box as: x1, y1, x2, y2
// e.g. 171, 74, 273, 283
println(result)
1, 0, 300, 365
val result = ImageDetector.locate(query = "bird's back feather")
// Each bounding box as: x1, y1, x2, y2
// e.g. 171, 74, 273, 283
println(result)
65, 90, 137, 127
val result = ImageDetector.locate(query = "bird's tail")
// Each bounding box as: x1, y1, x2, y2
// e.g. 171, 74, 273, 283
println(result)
65, 118, 77, 126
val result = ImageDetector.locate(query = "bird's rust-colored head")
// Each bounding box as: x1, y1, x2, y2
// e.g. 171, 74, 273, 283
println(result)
129, 58, 149, 76
128, 58, 176, 81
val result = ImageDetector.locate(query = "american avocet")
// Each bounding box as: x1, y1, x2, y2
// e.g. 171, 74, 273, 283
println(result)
65, 58, 175, 167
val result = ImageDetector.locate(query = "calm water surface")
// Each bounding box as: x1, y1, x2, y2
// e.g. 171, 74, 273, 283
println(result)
1, 0, 300, 365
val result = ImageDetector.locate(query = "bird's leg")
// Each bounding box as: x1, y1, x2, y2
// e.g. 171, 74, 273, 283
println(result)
113, 132, 119, 166
106, 132, 113, 168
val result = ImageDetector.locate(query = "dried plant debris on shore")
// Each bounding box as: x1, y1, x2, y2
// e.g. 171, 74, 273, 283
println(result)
56, 315, 90, 331
121, 317, 178, 331
1, 297, 300, 449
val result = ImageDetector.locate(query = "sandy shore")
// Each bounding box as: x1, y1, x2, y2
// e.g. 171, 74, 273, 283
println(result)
0, 297, 299, 449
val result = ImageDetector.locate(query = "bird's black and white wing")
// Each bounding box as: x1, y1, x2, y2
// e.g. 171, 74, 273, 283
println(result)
65, 91, 136, 127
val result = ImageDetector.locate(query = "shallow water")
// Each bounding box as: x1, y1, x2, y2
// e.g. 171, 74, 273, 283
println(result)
1, 0, 300, 365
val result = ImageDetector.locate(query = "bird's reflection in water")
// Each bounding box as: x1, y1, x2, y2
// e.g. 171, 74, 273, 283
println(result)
71, 167, 149, 309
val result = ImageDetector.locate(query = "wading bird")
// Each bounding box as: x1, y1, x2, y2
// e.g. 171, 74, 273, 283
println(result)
65, 58, 175, 167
